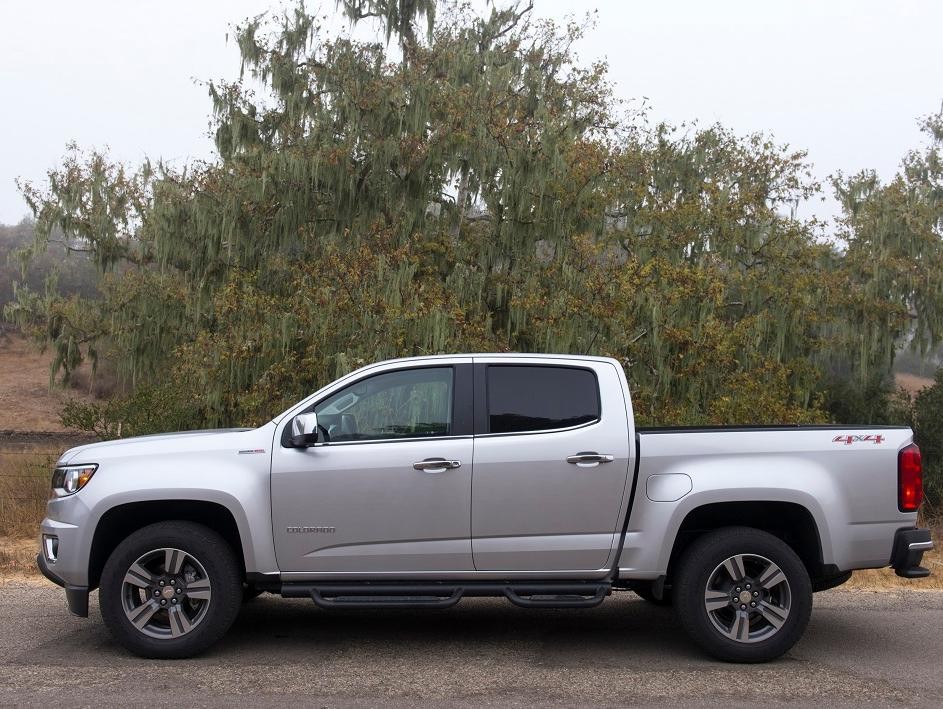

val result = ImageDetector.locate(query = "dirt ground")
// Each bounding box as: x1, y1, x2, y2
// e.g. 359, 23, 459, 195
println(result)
895, 371, 935, 396
0, 333, 95, 432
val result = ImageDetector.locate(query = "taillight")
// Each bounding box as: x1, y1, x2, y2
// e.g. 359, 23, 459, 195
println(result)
898, 443, 923, 512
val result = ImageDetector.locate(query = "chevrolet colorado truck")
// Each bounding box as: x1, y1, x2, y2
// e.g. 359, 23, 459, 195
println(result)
37, 354, 933, 662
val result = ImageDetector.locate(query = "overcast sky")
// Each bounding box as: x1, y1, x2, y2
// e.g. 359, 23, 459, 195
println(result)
1, 0, 940, 225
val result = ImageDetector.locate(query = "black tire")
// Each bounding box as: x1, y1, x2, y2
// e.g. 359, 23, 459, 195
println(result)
99, 521, 242, 658
674, 527, 812, 663
631, 581, 673, 606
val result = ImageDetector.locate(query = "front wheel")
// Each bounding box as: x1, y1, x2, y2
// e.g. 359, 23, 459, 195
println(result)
99, 521, 242, 658
674, 527, 812, 663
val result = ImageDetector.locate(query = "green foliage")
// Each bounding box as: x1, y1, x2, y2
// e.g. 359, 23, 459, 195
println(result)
913, 370, 943, 509
858, 368, 943, 509
1, 219, 104, 387
60, 384, 204, 440
339, 0, 437, 50
828, 112, 943, 418
821, 376, 911, 427
7, 2, 943, 440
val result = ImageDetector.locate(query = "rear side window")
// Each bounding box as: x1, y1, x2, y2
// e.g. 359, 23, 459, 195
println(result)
487, 365, 600, 434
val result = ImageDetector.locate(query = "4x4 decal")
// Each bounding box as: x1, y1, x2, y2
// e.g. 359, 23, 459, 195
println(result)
833, 434, 885, 445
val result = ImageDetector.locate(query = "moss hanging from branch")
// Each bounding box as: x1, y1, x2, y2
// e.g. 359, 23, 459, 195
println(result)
8, 2, 943, 432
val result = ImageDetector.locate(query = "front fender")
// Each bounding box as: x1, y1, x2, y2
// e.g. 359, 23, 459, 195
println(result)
88, 487, 264, 571
41, 426, 278, 587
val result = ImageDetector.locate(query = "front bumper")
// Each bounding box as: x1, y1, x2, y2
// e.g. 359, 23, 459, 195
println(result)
890, 528, 934, 579
36, 553, 89, 617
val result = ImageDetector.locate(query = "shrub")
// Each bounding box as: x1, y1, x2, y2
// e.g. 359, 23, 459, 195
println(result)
913, 369, 943, 510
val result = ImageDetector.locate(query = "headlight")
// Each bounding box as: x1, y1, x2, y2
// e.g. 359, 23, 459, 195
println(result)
51, 464, 98, 497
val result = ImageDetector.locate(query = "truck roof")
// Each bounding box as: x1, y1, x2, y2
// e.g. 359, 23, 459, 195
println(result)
358, 352, 622, 367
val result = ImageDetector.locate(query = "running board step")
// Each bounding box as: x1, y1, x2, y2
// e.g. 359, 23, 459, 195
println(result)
311, 589, 462, 609
505, 585, 608, 608
280, 581, 611, 610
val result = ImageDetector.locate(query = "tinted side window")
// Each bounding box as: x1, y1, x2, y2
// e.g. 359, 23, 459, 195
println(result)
315, 367, 452, 442
487, 366, 600, 434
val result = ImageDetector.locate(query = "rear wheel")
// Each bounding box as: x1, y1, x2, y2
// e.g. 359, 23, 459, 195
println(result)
674, 527, 811, 663
99, 521, 242, 658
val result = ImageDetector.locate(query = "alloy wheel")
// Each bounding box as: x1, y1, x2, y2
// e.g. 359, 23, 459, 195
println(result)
703, 553, 791, 644
120, 547, 212, 639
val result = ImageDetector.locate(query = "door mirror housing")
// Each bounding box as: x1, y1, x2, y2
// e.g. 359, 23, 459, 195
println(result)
291, 412, 320, 447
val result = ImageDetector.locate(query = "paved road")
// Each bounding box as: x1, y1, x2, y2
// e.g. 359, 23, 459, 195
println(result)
1, 581, 940, 707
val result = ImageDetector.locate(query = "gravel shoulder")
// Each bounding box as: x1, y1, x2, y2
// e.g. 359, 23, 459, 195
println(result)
1, 580, 941, 707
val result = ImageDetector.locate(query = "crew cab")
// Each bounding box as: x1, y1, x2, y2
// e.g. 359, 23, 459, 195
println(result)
37, 354, 933, 662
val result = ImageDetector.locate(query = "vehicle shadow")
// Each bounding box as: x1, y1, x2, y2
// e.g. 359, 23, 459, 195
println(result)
17, 590, 895, 671
14, 592, 703, 668
11, 588, 936, 706
218, 593, 707, 666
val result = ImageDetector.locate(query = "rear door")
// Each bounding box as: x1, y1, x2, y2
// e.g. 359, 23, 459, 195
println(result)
471, 358, 633, 573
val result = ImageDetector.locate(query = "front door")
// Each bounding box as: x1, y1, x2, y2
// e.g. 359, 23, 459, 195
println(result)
272, 363, 474, 574
471, 359, 632, 573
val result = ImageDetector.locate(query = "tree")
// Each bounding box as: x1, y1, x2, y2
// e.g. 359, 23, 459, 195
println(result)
1, 219, 99, 312
7, 1, 942, 439
828, 113, 943, 420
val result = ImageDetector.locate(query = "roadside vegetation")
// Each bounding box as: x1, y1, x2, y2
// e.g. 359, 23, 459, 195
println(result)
0, 441, 57, 576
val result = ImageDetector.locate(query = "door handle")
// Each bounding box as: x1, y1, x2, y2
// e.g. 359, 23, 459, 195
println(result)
413, 458, 461, 473
566, 452, 614, 467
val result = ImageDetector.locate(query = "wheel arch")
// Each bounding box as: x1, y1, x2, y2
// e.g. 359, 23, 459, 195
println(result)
665, 501, 826, 584
88, 500, 247, 590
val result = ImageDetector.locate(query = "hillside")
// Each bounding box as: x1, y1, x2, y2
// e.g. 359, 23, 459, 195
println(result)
896, 371, 935, 397
0, 333, 94, 432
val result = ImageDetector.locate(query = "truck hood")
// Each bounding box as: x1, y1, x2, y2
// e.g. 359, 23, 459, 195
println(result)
57, 427, 266, 465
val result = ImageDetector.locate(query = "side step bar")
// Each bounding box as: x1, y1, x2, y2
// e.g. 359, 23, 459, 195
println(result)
504, 584, 609, 608
311, 588, 463, 610
280, 581, 611, 610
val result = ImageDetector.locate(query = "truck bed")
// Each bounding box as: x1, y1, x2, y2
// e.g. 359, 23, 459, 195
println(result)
620, 424, 914, 580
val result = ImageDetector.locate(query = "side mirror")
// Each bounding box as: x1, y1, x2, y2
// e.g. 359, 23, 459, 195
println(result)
291, 412, 320, 447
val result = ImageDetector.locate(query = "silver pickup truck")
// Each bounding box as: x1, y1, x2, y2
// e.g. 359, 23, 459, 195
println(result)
37, 354, 933, 662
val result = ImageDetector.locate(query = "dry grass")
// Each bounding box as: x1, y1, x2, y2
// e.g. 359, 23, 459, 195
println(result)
0, 445, 56, 538
0, 332, 102, 575
0, 537, 40, 577
0, 441, 62, 576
